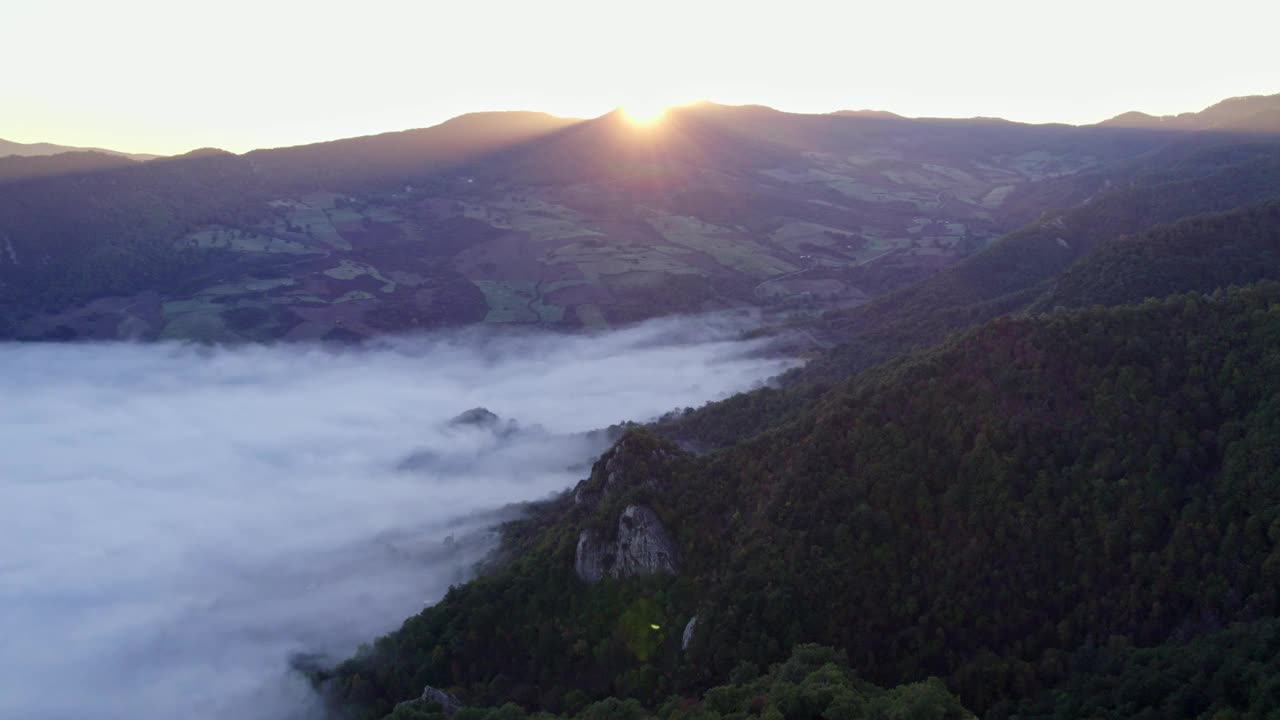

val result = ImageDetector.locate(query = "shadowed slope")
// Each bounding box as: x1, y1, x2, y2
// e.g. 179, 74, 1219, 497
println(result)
245, 111, 582, 189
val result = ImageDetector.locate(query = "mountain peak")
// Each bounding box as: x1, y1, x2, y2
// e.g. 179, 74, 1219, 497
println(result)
171, 147, 234, 159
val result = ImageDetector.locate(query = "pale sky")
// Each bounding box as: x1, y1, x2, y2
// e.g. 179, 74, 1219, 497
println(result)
3, 0, 1277, 156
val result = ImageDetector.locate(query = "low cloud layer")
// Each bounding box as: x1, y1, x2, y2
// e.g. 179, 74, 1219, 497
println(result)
0, 315, 794, 720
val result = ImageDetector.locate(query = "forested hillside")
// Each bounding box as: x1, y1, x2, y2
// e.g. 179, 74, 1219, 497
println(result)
657, 149, 1280, 452
1030, 199, 1280, 311
811, 143, 1280, 380
323, 282, 1280, 719
0, 150, 270, 321
0, 150, 136, 182
1004, 618, 1280, 719
382, 645, 971, 720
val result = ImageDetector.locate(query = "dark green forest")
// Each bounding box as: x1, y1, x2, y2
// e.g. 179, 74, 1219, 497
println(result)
1004, 618, 1280, 719
658, 192, 1280, 453
323, 282, 1280, 719
1031, 199, 1280, 311
383, 645, 971, 720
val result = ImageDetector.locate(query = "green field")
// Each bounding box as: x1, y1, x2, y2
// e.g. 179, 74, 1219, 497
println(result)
461, 196, 605, 242
323, 260, 396, 292
649, 215, 798, 277
472, 280, 574, 323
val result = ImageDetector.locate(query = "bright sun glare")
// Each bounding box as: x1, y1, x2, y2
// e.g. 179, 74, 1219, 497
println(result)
620, 101, 668, 125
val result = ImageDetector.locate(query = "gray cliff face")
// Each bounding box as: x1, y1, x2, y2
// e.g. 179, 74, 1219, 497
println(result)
572, 483, 599, 508
574, 530, 607, 583
682, 615, 698, 650
570, 434, 683, 583
574, 504, 678, 583
612, 505, 678, 577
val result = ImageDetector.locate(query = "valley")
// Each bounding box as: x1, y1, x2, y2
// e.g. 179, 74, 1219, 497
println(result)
6, 86, 1280, 720
0, 104, 1181, 343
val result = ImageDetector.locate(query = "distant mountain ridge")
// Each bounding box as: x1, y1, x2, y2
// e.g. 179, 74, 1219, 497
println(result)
1, 91, 1277, 344
5, 92, 1276, 167
0, 137, 158, 161
1098, 93, 1280, 132
244, 110, 580, 189
0, 102, 1167, 341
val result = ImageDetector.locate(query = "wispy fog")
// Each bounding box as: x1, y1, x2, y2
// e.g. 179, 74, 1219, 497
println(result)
0, 315, 794, 720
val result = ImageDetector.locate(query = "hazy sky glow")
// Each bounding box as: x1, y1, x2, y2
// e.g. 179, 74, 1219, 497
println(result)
3, 0, 1278, 155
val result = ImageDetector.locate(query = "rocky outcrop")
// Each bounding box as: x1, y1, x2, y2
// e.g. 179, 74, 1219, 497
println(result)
570, 432, 683, 583
574, 504, 678, 583
571, 432, 677, 508
572, 483, 600, 508
613, 505, 678, 577
682, 615, 698, 650
575, 530, 608, 583
393, 685, 462, 716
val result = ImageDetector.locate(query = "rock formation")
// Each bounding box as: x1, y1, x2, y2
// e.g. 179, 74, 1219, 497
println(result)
574, 504, 678, 583
393, 685, 463, 716
682, 615, 698, 650
571, 432, 675, 508
612, 505, 678, 577
574, 530, 608, 583
571, 433, 683, 583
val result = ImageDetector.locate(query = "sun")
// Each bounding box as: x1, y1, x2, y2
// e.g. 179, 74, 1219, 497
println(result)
620, 100, 669, 126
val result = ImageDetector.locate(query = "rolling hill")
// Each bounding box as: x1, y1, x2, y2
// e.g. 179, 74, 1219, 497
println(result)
0, 150, 138, 183
1030, 199, 1280, 312
807, 140, 1280, 380
8, 90, 1280, 720
0, 137, 158, 161
1098, 93, 1280, 133
0, 98, 1233, 342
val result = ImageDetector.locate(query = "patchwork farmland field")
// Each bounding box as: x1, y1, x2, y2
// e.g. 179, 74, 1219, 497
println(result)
5, 105, 1143, 343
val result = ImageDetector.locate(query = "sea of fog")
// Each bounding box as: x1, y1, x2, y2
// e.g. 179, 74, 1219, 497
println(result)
0, 315, 795, 720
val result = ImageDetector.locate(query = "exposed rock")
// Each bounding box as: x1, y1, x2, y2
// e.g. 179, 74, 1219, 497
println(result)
574, 504, 678, 583
572, 483, 600, 507
394, 685, 463, 716
574, 530, 607, 583
602, 448, 628, 493
682, 615, 698, 650
612, 505, 678, 577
